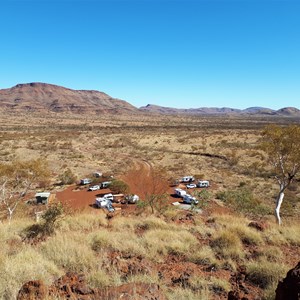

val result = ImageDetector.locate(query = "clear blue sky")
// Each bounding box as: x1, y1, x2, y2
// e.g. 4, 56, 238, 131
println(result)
1, 0, 299, 109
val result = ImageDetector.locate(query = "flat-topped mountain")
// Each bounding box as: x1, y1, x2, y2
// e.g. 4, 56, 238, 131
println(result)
0, 83, 138, 114
140, 104, 300, 117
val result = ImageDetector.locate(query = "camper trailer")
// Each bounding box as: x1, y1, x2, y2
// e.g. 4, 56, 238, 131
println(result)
181, 176, 195, 183
35, 192, 52, 205
174, 188, 187, 198
80, 178, 92, 185
197, 180, 210, 188
183, 194, 198, 205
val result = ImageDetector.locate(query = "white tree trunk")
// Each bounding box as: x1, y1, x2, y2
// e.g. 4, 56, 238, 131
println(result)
275, 191, 284, 225
8, 207, 13, 224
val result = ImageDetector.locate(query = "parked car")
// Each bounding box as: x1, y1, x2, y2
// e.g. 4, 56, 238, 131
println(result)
186, 183, 197, 189
88, 185, 100, 191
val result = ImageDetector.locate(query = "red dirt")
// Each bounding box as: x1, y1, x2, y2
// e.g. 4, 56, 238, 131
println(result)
55, 185, 111, 211
54, 160, 217, 213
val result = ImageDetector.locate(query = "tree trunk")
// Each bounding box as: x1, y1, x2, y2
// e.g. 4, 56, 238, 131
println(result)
275, 191, 284, 225
8, 207, 13, 224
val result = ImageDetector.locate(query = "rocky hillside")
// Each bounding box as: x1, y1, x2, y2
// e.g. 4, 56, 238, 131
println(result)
140, 104, 300, 117
0, 83, 138, 114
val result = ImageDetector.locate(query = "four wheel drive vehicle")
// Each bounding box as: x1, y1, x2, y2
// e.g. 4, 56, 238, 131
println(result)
100, 181, 111, 189
124, 194, 139, 204
88, 185, 100, 191
181, 176, 195, 183
186, 183, 197, 189
183, 194, 199, 205
197, 180, 210, 188
80, 178, 92, 185
174, 188, 187, 198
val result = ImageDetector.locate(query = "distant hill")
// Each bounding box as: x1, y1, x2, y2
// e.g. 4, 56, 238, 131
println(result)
0, 83, 299, 117
139, 104, 300, 117
0, 83, 138, 114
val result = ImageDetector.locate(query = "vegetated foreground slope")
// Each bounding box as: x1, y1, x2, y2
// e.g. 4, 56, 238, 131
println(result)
0, 113, 300, 300
0, 82, 138, 114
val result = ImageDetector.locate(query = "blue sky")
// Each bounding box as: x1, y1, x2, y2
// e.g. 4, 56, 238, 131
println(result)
0, 0, 299, 109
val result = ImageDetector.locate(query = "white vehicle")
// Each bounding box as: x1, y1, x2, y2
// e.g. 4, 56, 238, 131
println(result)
95, 196, 115, 212
197, 180, 210, 188
88, 185, 100, 191
80, 178, 92, 185
181, 176, 195, 183
174, 188, 187, 198
183, 194, 198, 205
186, 183, 197, 189
94, 172, 102, 178
125, 194, 139, 204
100, 181, 111, 189
103, 193, 114, 201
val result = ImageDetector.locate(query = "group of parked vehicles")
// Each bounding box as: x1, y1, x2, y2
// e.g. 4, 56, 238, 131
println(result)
80, 172, 209, 212
80, 174, 139, 212
174, 177, 210, 205
95, 193, 140, 212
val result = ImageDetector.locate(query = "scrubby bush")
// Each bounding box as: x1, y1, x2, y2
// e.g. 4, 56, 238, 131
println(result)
23, 203, 64, 240
216, 188, 270, 216
109, 179, 130, 194
59, 168, 77, 185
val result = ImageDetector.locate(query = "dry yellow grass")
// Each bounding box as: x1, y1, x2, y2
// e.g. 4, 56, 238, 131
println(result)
0, 113, 299, 299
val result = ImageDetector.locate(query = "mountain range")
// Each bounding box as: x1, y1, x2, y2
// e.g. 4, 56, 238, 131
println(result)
139, 104, 300, 116
0, 83, 299, 117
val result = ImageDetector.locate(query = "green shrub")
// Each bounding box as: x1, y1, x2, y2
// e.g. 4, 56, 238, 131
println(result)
216, 188, 270, 216
23, 203, 64, 240
109, 179, 130, 194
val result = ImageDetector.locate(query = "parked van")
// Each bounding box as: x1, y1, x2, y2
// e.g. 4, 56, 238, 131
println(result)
197, 180, 210, 188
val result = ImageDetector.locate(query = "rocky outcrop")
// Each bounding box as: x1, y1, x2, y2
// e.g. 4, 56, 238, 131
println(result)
17, 280, 47, 300
275, 261, 300, 300
17, 272, 166, 300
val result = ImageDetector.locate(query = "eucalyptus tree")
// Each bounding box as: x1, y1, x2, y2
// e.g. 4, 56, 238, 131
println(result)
261, 125, 300, 224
